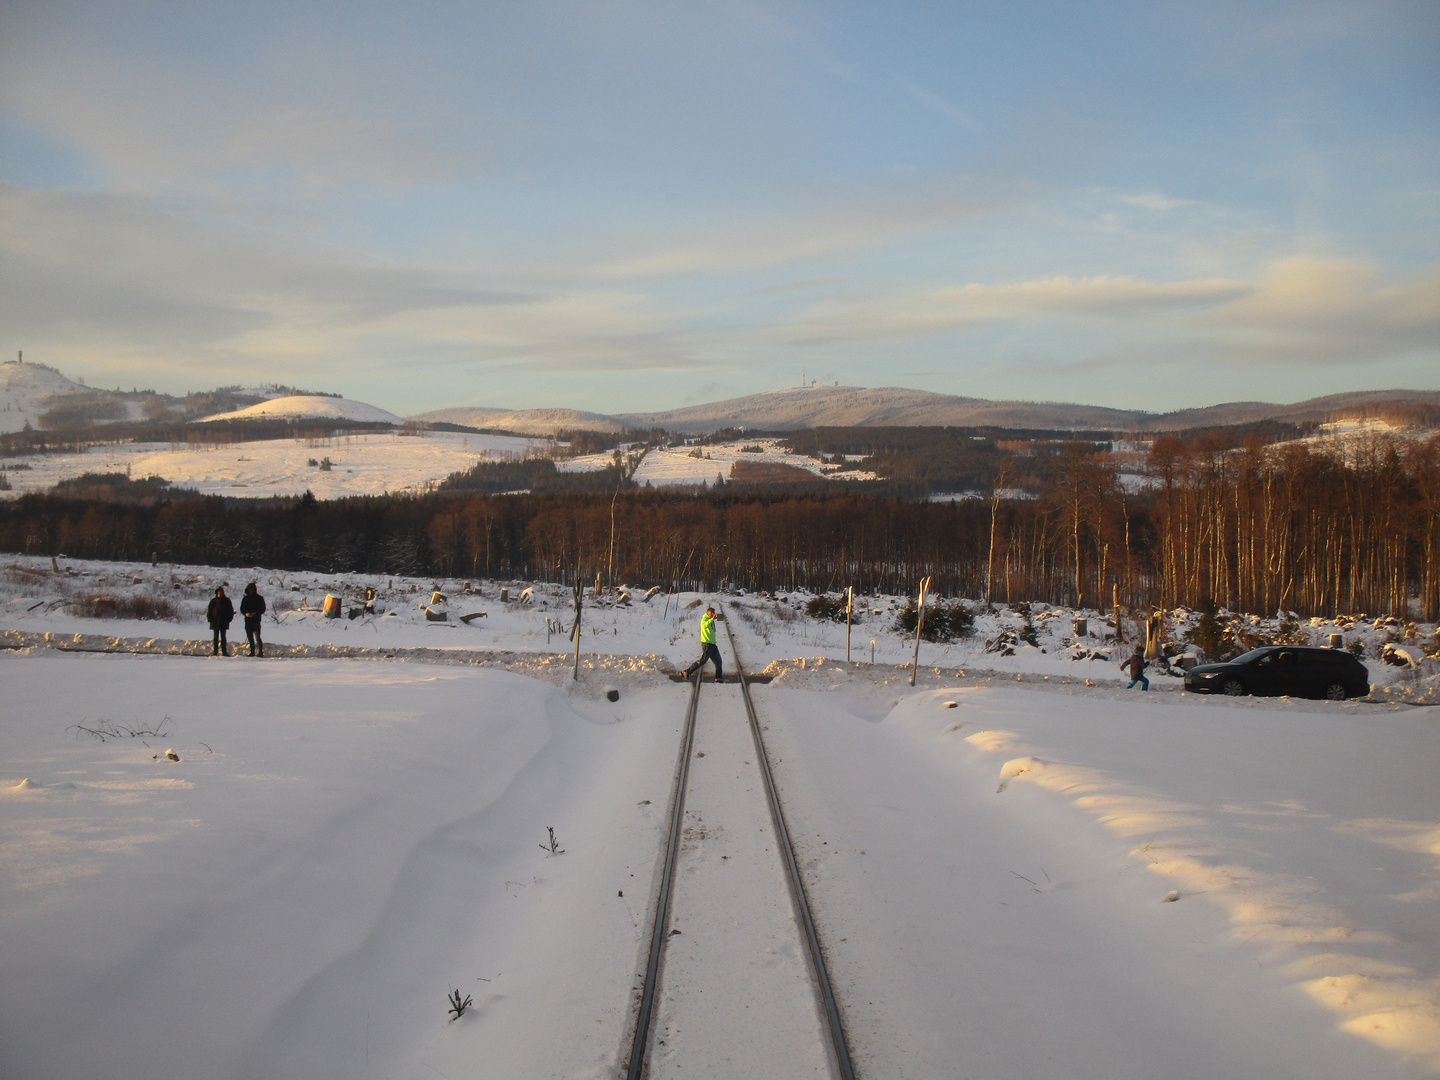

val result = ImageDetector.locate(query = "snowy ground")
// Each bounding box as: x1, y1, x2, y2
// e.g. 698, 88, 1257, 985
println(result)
2, 554, 1438, 1078
3, 554, 1437, 698
0, 430, 553, 499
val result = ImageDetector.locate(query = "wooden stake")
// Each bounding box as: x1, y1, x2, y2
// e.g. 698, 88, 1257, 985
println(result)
910, 576, 931, 686
845, 586, 853, 663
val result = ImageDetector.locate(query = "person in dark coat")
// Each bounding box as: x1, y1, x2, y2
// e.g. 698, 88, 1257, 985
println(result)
207, 586, 235, 656
239, 582, 266, 657
1125, 646, 1149, 691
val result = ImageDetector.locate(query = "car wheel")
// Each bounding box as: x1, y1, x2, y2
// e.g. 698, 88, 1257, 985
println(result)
1324, 682, 1347, 701
1222, 678, 1245, 696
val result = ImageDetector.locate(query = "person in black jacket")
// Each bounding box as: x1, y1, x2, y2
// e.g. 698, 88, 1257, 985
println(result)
240, 582, 266, 657
207, 586, 235, 656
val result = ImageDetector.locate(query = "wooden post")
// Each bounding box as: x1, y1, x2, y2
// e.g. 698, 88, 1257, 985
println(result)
910, 576, 931, 687
571, 580, 582, 679
845, 586, 853, 663
607, 488, 618, 591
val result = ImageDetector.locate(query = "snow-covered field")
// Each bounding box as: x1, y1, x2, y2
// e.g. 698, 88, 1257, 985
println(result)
2, 553, 1439, 1078
559, 438, 877, 486
0, 435, 871, 500
0, 430, 553, 499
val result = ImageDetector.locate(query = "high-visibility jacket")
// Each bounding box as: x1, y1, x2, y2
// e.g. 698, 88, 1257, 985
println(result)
700, 610, 721, 644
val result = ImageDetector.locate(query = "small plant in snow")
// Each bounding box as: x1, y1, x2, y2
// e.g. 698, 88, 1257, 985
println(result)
71, 716, 172, 742
539, 826, 565, 855
447, 988, 472, 1021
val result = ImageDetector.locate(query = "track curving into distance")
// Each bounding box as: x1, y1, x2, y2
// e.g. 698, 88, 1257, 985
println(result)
624, 616, 856, 1080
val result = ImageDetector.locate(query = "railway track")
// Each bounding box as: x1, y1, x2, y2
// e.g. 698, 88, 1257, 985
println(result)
624, 616, 856, 1079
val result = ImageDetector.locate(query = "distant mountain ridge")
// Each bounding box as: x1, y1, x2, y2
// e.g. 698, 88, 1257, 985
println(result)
4, 359, 1436, 437
612, 385, 1440, 434
409, 406, 627, 435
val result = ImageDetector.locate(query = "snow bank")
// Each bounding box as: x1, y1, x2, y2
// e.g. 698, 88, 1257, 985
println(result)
883, 685, 1440, 1074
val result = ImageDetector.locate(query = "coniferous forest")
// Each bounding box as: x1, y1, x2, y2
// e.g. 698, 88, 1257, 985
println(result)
2, 431, 1437, 620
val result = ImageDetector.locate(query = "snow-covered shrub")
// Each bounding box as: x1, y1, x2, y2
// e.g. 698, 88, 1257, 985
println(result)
805, 594, 858, 624
70, 592, 180, 620
895, 600, 975, 642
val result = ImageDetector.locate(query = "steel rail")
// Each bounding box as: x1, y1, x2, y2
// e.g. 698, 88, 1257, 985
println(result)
724, 617, 859, 1080
625, 671, 703, 1079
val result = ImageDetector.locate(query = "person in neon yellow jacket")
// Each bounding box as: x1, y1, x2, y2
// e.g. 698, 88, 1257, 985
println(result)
684, 604, 725, 682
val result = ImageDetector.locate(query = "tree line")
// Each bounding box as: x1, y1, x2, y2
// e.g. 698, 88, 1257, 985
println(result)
1, 432, 1435, 619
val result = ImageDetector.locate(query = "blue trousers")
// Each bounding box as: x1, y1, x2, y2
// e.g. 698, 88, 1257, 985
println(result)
1126, 675, 1149, 691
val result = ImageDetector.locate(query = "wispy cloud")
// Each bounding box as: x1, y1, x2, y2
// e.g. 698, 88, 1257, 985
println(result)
592, 184, 1010, 279
888, 71, 982, 129
787, 274, 1248, 345
1119, 193, 1197, 212
784, 256, 1440, 373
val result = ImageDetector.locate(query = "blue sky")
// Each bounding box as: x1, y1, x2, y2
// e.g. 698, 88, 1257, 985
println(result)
1, 1, 1436, 416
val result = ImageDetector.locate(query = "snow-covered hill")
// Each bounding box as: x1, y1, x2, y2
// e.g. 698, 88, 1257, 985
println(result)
619, 385, 1147, 433
617, 384, 1440, 434
410, 406, 627, 435
0, 361, 131, 434
199, 394, 402, 425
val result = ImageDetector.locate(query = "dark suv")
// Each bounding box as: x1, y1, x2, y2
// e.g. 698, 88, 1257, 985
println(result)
1184, 646, 1370, 700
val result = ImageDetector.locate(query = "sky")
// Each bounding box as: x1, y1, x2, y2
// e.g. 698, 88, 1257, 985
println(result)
1, 1, 1437, 417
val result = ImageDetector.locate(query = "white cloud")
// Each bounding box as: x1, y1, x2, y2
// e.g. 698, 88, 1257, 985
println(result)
0, 186, 702, 389
1201, 256, 1440, 363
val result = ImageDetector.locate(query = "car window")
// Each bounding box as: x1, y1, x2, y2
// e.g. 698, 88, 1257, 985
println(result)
1232, 648, 1274, 665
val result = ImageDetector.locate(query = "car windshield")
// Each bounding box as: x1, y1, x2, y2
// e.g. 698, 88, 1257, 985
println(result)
1229, 647, 1276, 665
